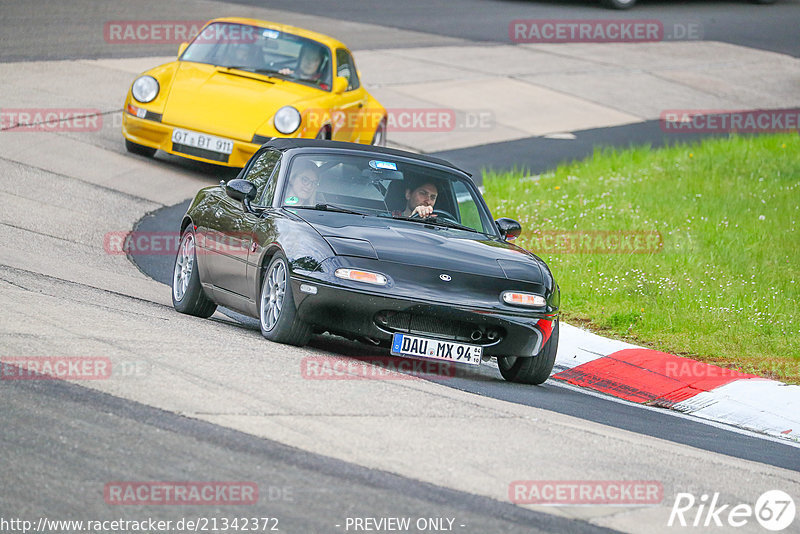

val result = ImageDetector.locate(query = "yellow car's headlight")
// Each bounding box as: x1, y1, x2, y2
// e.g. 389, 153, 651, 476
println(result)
274, 106, 301, 134
131, 76, 159, 104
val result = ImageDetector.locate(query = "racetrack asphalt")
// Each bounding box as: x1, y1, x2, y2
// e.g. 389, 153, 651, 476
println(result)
433, 119, 728, 184
4, 0, 798, 60
1, 375, 615, 534
220, 0, 800, 57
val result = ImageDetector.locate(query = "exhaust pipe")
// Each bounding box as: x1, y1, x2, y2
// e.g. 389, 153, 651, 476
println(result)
470, 330, 483, 341
486, 329, 498, 341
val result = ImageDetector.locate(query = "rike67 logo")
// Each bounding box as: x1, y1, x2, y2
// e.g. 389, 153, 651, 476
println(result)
669, 490, 795, 531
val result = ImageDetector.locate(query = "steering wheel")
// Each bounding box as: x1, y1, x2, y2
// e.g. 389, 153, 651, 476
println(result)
411, 209, 458, 223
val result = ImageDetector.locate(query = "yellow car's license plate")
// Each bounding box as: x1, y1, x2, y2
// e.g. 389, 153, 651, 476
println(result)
172, 128, 234, 155
391, 333, 482, 366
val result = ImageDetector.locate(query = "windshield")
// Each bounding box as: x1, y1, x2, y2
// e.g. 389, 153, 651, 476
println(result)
281, 153, 497, 236
181, 22, 333, 90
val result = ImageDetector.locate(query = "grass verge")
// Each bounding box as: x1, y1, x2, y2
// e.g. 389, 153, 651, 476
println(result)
483, 134, 800, 384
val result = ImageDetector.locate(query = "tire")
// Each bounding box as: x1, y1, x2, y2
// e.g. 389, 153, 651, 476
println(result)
125, 139, 157, 158
600, 0, 637, 9
172, 230, 217, 318
315, 127, 330, 140
497, 320, 559, 385
259, 253, 312, 346
371, 118, 387, 146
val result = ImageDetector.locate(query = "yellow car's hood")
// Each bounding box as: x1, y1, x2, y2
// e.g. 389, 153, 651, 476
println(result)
162, 62, 322, 141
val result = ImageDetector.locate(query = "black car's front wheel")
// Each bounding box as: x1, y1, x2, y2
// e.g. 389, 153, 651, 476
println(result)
497, 320, 559, 385
172, 230, 217, 318
259, 253, 312, 346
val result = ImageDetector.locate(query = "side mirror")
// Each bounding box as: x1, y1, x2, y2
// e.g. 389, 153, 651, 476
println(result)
496, 218, 522, 241
178, 42, 189, 57
225, 179, 257, 203
332, 76, 348, 94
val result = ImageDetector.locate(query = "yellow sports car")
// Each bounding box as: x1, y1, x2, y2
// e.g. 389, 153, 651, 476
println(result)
122, 17, 387, 167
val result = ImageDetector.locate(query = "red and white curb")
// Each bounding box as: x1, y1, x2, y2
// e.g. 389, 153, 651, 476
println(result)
550, 323, 800, 444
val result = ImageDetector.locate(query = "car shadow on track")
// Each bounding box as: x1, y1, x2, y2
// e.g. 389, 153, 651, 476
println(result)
218, 306, 507, 384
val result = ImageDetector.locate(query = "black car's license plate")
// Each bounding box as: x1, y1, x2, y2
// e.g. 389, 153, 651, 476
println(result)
390, 333, 482, 366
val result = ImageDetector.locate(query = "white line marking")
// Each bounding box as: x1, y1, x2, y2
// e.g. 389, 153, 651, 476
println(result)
547, 379, 800, 449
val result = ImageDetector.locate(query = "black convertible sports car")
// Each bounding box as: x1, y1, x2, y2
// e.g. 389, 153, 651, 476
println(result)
172, 139, 560, 384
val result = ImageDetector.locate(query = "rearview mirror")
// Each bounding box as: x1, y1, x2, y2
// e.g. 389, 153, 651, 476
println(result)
332, 76, 348, 94
496, 218, 522, 240
226, 179, 257, 203
178, 42, 189, 57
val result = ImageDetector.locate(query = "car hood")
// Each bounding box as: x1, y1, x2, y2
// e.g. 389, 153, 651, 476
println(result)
161, 62, 320, 140
295, 210, 546, 284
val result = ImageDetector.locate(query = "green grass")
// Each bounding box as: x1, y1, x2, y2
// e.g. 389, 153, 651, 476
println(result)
482, 134, 800, 383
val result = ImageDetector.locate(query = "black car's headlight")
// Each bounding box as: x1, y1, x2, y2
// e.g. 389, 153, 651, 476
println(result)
131, 75, 159, 103
335, 268, 387, 286
274, 106, 301, 134
502, 291, 546, 307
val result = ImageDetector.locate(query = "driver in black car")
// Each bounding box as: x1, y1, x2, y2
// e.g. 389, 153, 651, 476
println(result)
401, 181, 438, 218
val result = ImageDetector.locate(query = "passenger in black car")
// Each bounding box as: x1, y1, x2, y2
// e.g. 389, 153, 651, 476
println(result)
285, 159, 322, 206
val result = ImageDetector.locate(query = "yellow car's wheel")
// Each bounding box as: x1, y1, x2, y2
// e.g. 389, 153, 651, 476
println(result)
125, 139, 156, 158
371, 119, 386, 146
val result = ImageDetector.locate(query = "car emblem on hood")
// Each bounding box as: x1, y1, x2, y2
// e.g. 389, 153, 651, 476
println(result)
439, 274, 451, 282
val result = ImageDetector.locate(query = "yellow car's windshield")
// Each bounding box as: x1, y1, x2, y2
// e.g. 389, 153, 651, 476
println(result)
181, 22, 333, 91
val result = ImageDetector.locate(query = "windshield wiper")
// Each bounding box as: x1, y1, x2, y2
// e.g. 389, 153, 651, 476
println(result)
393, 215, 481, 234
251, 68, 288, 78
218, 66, 287, 78
292, 203, 369, 216
219, 65, 250, 71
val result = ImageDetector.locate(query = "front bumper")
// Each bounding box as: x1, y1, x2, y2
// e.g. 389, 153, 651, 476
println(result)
290, 277, 555, 359
121, 112, 264, 168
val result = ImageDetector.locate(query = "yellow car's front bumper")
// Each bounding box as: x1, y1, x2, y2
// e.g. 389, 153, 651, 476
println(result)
122, 112, 265, 168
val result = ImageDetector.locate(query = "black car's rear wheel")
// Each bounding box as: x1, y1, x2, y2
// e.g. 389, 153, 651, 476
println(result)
172, 230, 217, 318
259, 253, 311, 345
125, 139, 157, 157
497, 320, 559, 385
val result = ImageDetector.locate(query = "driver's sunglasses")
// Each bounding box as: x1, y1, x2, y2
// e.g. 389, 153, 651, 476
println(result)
299, 174, 319, 186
